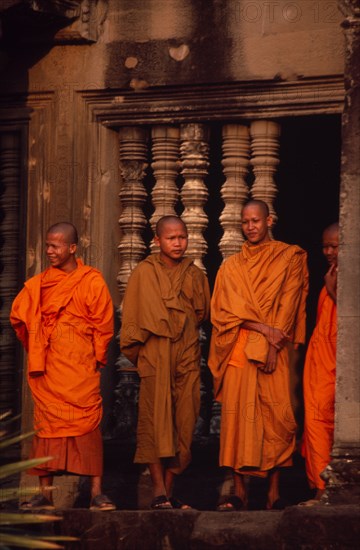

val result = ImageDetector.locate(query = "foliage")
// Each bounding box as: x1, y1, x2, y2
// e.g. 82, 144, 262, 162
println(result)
0, 412, 77, 549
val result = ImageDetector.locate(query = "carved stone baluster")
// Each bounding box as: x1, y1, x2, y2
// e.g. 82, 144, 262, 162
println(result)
179, 123, 209, 271
179, 123, 210, 436
113, 126, 148, 439
149, 126, 180, 250
219, 124, 250, 259
0, 132, 21, 414
249, 120, 281, 233
117, 127, 148, 301
209, 125, 250, 435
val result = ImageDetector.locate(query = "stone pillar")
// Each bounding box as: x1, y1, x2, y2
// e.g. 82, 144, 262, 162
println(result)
325, 0, 360, 504
179, 123, 210, 435
249, 120, 281, 234
179, 123, 209, 272
113, 126, 148, 439
0, 132, 21, 415
219, 124, 250, 259
149, 125, 180, 251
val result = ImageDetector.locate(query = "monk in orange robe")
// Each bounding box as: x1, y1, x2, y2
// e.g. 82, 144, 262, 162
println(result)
301, 223, 338, 505
10, 222, 115, 511
120, 216, 210, 509
208, 200, 308, 510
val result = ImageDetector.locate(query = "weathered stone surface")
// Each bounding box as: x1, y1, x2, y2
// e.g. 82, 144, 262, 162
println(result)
57, 506, 360, 550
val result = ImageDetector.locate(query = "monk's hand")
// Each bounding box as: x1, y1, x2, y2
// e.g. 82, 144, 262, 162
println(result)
324, 264, 337, 303
260, 345, 277, 374
263, 326, 289, 350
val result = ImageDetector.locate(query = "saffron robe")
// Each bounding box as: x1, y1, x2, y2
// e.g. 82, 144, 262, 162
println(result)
208, 241, 308, 475
302, 287, 336, 490
120, 254, 210, 471
10, 259, 114, 439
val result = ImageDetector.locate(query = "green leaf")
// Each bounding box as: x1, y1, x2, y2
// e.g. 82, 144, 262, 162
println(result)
38, 536, 78, 541
0, 457, 54, 479
0, 486, 40, 503
0, 533, 63, 549
0, 513, 62, 525
0, 432, 36, 450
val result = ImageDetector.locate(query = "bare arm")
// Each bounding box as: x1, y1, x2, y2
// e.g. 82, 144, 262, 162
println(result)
242, 320, 289, 350
324, 264, 337, 304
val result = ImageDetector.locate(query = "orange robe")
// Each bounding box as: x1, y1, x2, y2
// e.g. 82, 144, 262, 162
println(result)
120, 254, 210, 473
302, 287, 336, 490
10, 259, 113, 475
208, 241, 308, 475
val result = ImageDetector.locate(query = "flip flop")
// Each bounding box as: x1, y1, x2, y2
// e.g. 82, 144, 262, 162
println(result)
89, 494, 116, 511
150, 495, 173, 510
216, 495, 245, 511
19, 494, 55, 511
169, 497, 194, 510
297, 499, 320, 507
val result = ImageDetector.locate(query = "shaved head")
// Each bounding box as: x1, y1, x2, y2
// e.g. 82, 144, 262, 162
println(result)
155, 216, 187, 237
323, 222, 339, 236
47, 222, 78, 245
241, 199, 270, 218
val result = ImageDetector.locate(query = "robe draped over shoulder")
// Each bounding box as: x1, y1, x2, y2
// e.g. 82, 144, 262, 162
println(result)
208, 240, 308, 473
10, 259, 114, 438
120, 254, 210, 459
301, 287, 336, 490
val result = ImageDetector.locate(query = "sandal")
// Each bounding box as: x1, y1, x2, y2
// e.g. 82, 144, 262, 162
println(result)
169, 497, 193, 510
89, 494, 116, 511
216, 495, 245, 511
150, 495, 173, 510
297, 498, 320, 507
19, 494, 55, 511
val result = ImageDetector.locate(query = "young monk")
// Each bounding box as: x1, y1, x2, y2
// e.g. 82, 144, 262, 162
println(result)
120, 216, 210, 509
208, 200, 309, 510
300, 222, 339, 505
10, 222, 116, 511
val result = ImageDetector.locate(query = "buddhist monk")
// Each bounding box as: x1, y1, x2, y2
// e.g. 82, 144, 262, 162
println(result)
120, 216, 210, 509
300, 222, 338, 505
10, 222, 116, 511
208, 200, 308, 510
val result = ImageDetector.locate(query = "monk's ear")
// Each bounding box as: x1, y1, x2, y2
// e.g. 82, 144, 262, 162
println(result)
69, 243, 77, 255
266, 215, 273, 228
154, 235, 160, 247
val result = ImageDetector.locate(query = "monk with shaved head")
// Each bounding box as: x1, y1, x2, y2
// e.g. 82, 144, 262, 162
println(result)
120, 215, 210, 509
300, 223, 339, 505
10, 222, 115, 511
209, 200, 309, 510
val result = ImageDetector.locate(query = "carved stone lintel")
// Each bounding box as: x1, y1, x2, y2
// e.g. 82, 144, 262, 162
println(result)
149, 125, 180, 251
179, 123, 209, 272
0, 0, 103, 44
219, 124, 250, 259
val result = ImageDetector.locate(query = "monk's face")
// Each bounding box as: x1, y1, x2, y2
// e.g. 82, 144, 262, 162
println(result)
322, 228, 339, 266
154, 221, 188, 267
241, 204, 272, 245
45, 231, 77, 272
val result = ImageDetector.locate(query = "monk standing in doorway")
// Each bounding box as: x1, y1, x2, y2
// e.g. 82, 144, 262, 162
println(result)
301, 223, 339, 505
120, 216, 210, 509
209, 200, 309, 510
10, 222, 115, 511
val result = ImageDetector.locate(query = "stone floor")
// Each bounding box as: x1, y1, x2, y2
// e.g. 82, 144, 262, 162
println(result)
73, 436, 315, 511
53, 505, 360, 549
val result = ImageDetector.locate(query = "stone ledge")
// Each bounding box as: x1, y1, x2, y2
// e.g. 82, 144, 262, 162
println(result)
57, 505, 360, 549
